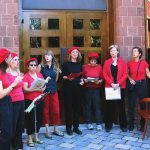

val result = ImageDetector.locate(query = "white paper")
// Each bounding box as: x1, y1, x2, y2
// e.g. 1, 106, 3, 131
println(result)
86, 77, 99, 83
105, 87, 121, 100
29, 77, 50, 90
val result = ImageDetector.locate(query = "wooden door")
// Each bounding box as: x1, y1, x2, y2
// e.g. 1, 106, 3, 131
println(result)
21, 11, 108, 69
66, 12, 108, 63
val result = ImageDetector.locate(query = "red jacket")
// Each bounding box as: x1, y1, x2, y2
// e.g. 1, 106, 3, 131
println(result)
103, 57, 127, 88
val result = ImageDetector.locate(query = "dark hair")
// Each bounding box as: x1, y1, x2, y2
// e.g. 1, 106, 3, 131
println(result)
132, 47, 143, 59
28, 60, 38, 66
0, 61, 8, 73
89, 57, 98, 63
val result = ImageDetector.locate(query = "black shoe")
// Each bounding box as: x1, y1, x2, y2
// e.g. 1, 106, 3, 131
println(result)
121, 127, 127, 132
73, 128, 82, 135
66, 129, 73, 135
140, 126, 144, 132
105, 128, 111, 132
128, 125, 134, 131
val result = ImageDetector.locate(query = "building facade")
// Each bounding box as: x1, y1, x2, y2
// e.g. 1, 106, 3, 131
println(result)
0, 0, 149, 61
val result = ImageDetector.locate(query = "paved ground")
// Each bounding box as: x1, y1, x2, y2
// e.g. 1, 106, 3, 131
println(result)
23, 124, 150, 150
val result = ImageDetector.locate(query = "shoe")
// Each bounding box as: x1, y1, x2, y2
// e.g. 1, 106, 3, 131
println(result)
33, 138, 43, 144
66, 129, 73, 135
87, 124, 94, 130
45, 132, 52, 139
140, 126, 144, 132
73, 128, 82, 135
128, 125, 134, 131
105, 128, 111, 132
121, 128, 127, 132
27, 140, 35, 147
97, 124, 102, 130
53, 130, 64, 137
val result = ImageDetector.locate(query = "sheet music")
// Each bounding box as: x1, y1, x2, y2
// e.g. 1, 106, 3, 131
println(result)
29, 77, 50, 90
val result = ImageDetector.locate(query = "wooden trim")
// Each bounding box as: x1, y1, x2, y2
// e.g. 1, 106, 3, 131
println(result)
107, 0, 116, 45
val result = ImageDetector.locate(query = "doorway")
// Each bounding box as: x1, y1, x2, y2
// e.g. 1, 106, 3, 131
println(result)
21, 11, 108, 69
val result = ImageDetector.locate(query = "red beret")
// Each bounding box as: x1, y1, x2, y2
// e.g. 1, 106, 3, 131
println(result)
67, 46, 80, 54
0, 48, 10, 64
88, 52, 99, 59
10, 52, 18, 59
25, 58, 37, 66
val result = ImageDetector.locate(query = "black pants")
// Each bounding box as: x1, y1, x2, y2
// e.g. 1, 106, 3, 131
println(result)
84, 88, 102, 125
12, 100, 25, 149
63, 85, 83, 130
105, 89, 127, 129
25, 99, 44, 135
128, 80, 148, 127
0, 96, 12, 150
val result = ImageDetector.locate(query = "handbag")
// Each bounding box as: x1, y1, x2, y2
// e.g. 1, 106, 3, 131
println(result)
128, 60, 141, 91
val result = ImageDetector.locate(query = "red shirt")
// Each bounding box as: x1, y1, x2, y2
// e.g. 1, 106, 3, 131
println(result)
128, 60, 149, 80
0, 71, 11, 89
82, 64, 103, 88
23, 72, 43, 101
103, 57, 127, 88
8, 73, 24, 102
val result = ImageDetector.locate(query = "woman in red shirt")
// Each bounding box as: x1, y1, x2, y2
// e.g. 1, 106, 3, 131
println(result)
128, 47, 150, 131
81, 52, 103, 130
103, 45, 127, 132
0, 48, 22, 150
6, 52, 24, 150
23, 58, 45, 147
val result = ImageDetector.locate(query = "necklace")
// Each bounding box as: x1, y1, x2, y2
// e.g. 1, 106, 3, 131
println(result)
8, 68, 20, 76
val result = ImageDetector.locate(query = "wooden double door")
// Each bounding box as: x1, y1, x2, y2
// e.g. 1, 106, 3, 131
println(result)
21, 11, 108, 69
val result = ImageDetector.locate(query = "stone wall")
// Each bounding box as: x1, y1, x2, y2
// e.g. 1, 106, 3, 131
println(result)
115, 0, 145, 60
0, 0, 19, 53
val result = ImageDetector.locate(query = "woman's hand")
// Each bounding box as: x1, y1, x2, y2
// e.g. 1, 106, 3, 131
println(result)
95, 79, 103, 84
63, 76, 68, 80
111, 83, 119, 90
63, 76, 74, 81
80, 78, 84, 85
129, 79, 136, 85
11, 76, 23, 87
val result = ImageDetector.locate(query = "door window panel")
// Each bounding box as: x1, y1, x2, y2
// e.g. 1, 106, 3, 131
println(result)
48, 37, 60, 47
73, 19, 83, 29
30, 37, 41, 48
91, 36, 101, 47
48, 19, 59, 29
90, 19, 100, 30
73, 36, 84, 47
30, 18, 41, 30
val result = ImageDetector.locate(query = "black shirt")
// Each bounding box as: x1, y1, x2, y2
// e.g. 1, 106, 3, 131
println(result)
62, 61, 82, 86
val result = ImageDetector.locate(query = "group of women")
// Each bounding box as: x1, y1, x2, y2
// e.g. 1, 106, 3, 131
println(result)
0, 45, 150, 150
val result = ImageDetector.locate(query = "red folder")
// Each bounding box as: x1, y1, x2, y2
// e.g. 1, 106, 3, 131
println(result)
67, 72, 83, 80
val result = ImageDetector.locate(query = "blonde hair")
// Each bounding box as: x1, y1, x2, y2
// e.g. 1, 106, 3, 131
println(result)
41, 50, 61, 81
108, 44, 120, 52
67, 51, 82, 62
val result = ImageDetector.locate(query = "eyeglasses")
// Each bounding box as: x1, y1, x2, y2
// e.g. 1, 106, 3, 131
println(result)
29, 64, 37, 67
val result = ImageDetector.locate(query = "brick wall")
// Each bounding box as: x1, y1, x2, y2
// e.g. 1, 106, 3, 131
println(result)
115, 0, 145, 61
0, 0, 146, 59
0, 0, 19, 53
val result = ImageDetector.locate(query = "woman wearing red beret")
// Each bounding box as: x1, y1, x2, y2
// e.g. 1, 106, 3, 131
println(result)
127, 47, 150, 131
6, 52, 24, 150
0, 48, 22, 150
103, 45, 127, 132
81, 52, 103, 130
62, 46, 83, 135
23, 58, 45, 147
